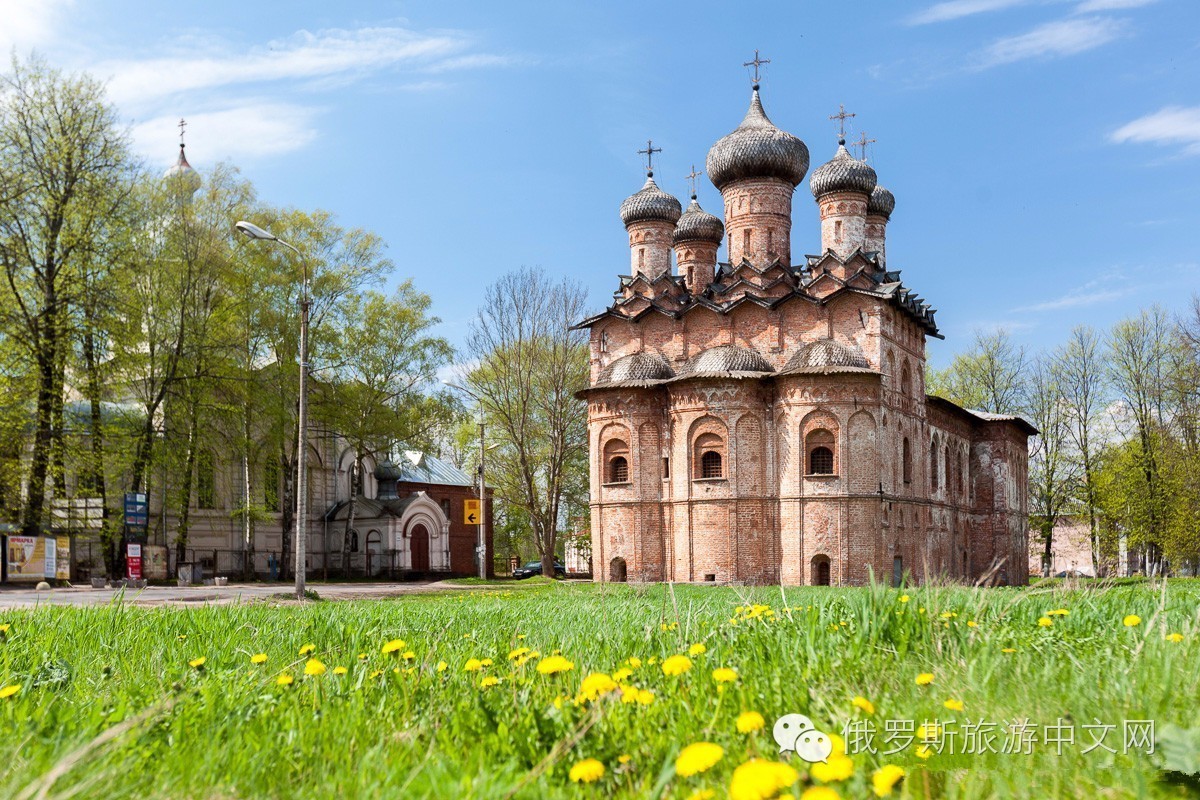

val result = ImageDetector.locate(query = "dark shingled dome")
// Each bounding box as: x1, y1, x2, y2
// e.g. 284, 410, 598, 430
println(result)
373, 460, 404, 481
810, 142, 877, 199
706, 89, 809, 190
868, 184, 895, 219
782, 339, 871, 373
673, 197, 725, 245
596, 352, 675, 385
684, 345, 774, 376
619, 174, 683, 227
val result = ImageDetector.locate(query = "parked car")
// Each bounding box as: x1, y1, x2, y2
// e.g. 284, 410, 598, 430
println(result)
513, 561, 566, 579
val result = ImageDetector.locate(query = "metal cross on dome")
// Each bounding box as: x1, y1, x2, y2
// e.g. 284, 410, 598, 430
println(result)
638, 139, 662, 173
685, 165, 704, 198
854, 131, 877, 161
178, 118, 187, 144
743, 49, 770, 85
829, 104, 856, 140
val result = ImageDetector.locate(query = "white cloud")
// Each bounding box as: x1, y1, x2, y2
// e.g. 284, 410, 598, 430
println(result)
0, 0, 73, 53
908, 0, 1033, 25
99, 27, 480, 109
1074, 0, 1156, 12
130, 104, 320, 167
1111, 106, 1200, 155
1015, 287, 1130, 312
979, 16, 1126, 66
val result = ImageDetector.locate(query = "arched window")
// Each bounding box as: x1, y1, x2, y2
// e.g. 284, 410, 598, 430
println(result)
900, 361, 912, 397
958, 452, 966, 495
694, 431, 726, 480
602, 438, 630, 485
349, 529, 359, 553
902, 437, 912, 484
930, 440, 939, 491
608, 455, 629, 483
945, 445, 952, 496
811, 555, 832, 586
806, 428, 836, 475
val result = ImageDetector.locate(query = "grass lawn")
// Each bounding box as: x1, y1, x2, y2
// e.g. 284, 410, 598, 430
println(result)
1, 581, 1197, 799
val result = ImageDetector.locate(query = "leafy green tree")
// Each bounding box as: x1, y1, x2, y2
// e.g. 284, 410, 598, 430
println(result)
927, 329, 1028, 414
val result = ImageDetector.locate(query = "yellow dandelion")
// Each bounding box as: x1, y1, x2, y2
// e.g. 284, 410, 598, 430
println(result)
1124, 614, 1142, 627
626, 656, 643, 669
1002, 647, 1017, 653
401, 650, 416, 661
636, 689, 655, 705
943, 698, 964, 712
688, 790, 716, 800
0, 623, 10, 634
480, 675, 501, 688
689, 642, 707, 657
333, 666, 348, 675
915, 744, 933, 759
357, 653, 368, 660
381, 639, 405, 655
276, 674, 294, 686
480, 658, 494, 667
729, 758, 799, 800
811, 752, 854, 783
737, 711, 766, 733
536, 655, 574, 675
304, 658, 326, 677
617, 753, 632, 765
298, 643, 316, 655
1047, 608, 1069, 616
848, 694, 874, 714
368, 670, 383, 679
188, 656, 207, 669
579, 672, 619, 700
1166, 633, 1184, 642
872, 764, 906, 797
437, 661, 448, 672
463, 658, 485, 672
612, 667, 633, 682
917, 723, 941, 741
662, 654, 693, 676
516, 633, 526, 640
967, 620, 978, 628
568, 758, 605, 783
915, 672, 934, 686
0, 685, 20, 699
675, 742, 724, 777
507, 647, 530, 660
250, 653, 268, 665
1037, 616, 1053, 627
898, 595, 910, 603
712, 667, 738, 684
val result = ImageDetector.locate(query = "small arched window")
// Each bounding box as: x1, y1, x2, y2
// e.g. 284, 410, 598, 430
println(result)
694, 431, 726, 480
958, 452, 966, 495
701, 451, 723, 479
608, 455, 629, 483
900, 361, 912, 397
902, 437, 912, 484
945, 445, 952, 495
806, 428, 836, 475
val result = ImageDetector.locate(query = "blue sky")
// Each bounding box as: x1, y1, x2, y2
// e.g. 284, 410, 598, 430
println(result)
5, 0, 1199, 367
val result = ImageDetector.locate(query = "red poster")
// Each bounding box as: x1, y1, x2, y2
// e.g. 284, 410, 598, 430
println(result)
126, 543, 143, 581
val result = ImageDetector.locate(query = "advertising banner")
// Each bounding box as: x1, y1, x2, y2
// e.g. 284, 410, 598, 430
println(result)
143, 544, 168, 581
55, 536, 71, 581
6, 535, 46, 582
126, 542, 143, 581
43, 537, 56, 580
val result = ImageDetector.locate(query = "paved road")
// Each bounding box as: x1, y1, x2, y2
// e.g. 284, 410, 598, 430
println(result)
0, 580, 514, 610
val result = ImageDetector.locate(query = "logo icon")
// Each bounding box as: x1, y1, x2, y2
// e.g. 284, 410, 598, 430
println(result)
773, 713, 833, 763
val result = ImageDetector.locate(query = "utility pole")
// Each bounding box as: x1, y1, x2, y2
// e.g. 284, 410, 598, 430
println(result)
478, 415, 486, 579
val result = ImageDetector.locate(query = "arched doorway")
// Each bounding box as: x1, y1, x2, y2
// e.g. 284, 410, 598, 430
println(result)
811, 555, 831, 586
609, 557, 627, 583
366, 530, 383, 576
410, 524, 430, 573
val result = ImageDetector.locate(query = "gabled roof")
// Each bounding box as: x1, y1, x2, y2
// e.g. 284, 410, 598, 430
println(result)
926, 395, 1039, 436
394, 451, 474, 486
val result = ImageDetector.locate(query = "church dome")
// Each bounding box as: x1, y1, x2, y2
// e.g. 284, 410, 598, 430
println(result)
620, 173, 682, 227
809, 140, 877, 199
596, 352, 675, 385
706, 88, 809, 191
673, 197, 724, 245
782, 339, 871, 373
373, 460, 404, 482
163, 144, 202, 195
684, 345, 774, 376
868, 184, 895, 219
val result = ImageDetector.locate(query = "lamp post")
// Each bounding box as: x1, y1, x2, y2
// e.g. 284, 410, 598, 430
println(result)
445, 382, 491, 580
235, 220, 309, 601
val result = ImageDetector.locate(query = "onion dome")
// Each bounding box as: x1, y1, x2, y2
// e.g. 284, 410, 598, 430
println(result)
809, 139, 877, 199
163, 144, 202, 195
619, 172, 682, 227
868, 184, 895, 219
595, 352, 675, 386
782, 339, 871, 374
673, 196, 725, 245
706, 88, 809, 190
684, 345, 774, 376
373, 460, 404, 482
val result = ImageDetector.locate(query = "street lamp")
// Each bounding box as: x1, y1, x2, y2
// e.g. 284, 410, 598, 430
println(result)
445, 381, 491, 580
235, 220, 309, 601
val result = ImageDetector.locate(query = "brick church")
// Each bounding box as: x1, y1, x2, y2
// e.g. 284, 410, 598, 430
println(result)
577, 73, 1034, 587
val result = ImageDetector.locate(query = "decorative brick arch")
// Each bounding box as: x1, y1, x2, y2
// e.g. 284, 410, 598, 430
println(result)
598, 423, 631, 485
689, 415, 728, 480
